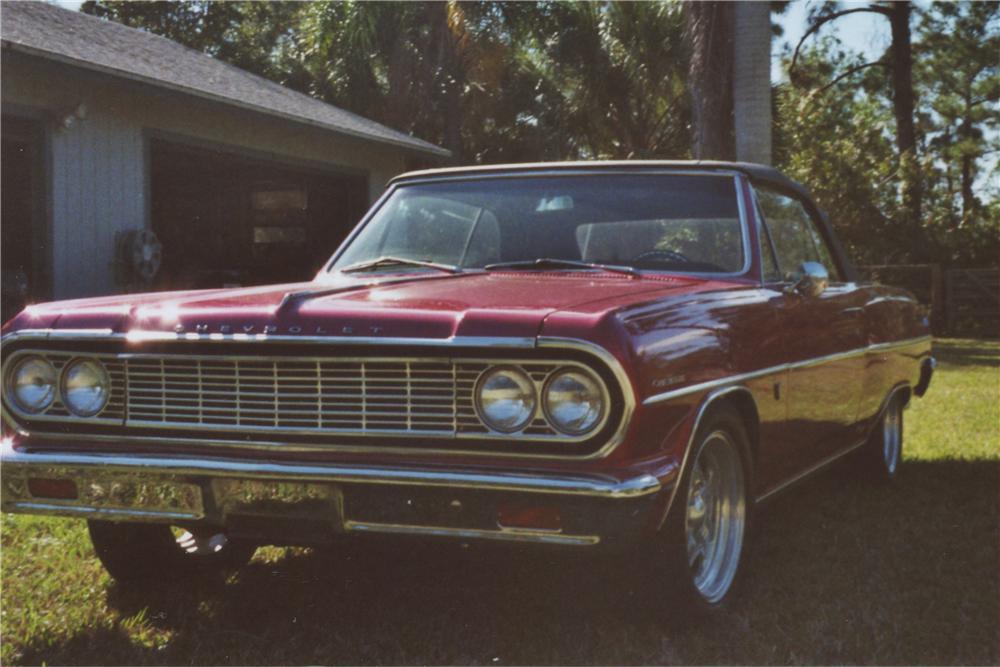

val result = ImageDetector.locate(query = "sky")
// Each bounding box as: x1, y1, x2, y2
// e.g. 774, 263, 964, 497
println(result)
772, 0, 897, 83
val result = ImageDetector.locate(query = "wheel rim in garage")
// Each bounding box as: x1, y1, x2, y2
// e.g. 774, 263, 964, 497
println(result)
685, 430, 746, 604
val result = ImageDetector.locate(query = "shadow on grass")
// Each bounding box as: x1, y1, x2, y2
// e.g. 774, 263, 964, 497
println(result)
16, 457, 999, 666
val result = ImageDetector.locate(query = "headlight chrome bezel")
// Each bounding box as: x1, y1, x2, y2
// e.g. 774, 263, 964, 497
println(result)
542, 367, 607, 435
474, 363, 609, 438
474, 365, 539, 434
59, 357, 111, 417
4, 355, 58, 416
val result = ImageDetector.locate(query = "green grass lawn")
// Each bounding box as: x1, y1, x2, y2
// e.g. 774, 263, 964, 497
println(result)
2, 339, 998, 665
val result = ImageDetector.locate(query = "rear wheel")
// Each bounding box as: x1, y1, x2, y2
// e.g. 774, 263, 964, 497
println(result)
88, 521, 255, 583
860, 393, 905, 481
651, 405, 751, 611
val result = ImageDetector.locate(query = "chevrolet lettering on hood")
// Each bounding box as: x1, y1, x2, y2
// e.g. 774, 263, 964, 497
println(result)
171, 323, 384, 335
0, 161, 933, 611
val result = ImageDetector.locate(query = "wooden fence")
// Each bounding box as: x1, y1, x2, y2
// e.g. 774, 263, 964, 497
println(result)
857, 264, 1000, 336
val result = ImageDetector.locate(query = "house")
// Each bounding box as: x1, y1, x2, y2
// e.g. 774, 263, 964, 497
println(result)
0, 2, 448, 318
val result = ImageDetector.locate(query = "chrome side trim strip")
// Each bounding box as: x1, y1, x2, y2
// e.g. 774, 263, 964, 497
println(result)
343, 520, 600, 546
644, 365, 791, 407
754, 439, 866, 503
643, 336, 931, 406
0, 440, 661, 499
867, 337, 932, 354
754, 383, 913, 503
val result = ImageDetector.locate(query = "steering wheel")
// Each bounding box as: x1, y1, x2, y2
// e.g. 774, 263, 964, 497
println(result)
630, 249, 691, 266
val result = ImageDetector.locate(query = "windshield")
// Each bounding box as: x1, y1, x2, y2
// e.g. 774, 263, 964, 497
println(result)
329, 174, 746, 275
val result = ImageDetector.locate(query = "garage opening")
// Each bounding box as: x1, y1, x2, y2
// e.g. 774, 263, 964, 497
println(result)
2, 116, 47, 321
150, 139, 369, 290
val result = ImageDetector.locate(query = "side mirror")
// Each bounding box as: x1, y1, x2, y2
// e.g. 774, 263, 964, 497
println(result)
785, 261, 829, 297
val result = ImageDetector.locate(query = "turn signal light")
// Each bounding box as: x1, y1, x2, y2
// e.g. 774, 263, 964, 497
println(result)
27, 477, 78, 500
496, 503, 562, 532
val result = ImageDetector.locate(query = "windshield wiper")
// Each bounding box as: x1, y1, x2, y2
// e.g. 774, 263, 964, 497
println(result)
484, 258, 640, 277
338, 256, 463, 275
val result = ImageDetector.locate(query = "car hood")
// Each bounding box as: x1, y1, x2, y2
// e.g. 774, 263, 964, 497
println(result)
6, 272, 730, 341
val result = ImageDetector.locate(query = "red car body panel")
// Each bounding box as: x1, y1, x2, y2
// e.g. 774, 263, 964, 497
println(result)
0, 162, 933, 551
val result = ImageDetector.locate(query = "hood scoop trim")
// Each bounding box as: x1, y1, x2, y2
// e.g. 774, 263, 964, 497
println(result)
276, 272, 478, 313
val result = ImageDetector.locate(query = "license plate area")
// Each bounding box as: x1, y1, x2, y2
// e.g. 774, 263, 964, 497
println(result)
212, 479, 343, 523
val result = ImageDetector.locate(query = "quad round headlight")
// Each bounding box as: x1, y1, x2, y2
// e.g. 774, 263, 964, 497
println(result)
543, 368, 605, 435
61, 358, 110, 417
6, 356, 57, 414
475, 366, 537, 433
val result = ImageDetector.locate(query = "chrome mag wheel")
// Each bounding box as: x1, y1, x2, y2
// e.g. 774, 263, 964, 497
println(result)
882, 399, 902, 475
684, 430, 747, 604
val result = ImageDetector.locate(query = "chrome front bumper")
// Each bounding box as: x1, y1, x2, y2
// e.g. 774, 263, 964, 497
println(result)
0, 440, 664, 547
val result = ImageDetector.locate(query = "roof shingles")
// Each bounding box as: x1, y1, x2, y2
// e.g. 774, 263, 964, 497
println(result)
0, 2, 448, 156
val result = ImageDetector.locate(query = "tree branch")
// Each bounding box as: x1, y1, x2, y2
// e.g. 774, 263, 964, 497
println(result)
804, 60, 891, 107
790, 6, 892, 76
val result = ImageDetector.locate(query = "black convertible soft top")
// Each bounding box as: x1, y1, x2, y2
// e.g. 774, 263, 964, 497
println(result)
392, 160, 812, 200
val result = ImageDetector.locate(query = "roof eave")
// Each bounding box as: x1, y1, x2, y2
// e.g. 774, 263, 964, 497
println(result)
1, 40, 451, 159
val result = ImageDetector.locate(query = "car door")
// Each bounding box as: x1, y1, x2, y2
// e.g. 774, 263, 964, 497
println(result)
755, 186, 868, 479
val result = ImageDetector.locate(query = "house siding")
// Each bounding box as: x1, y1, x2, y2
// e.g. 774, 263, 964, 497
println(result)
47, 99, 145, 297
1, 53, 412, 299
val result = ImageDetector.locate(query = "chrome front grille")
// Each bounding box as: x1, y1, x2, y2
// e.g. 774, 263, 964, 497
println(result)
121, 354, 566, 439
126, 357, 462, 434
2, 346, 618, 447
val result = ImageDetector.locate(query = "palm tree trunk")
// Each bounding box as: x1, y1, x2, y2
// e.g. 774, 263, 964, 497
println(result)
427, 1, 464, 163
685, 1, 734, 160
889, 1, 921, 225
733, 1, 772, 165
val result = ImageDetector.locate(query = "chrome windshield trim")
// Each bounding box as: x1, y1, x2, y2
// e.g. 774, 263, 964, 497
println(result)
733, 174, 752, 276
328, 171, 753, 280
642, 336, 932, 406
0, 439, 661, 499
389, 166, 748, 185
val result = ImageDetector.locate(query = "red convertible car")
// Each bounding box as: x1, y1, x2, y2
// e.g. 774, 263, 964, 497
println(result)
1, 161, 933, 608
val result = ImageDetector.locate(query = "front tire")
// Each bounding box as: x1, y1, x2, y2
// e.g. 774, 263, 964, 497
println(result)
652, 405, 752, 611
88, 521, 255, 583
